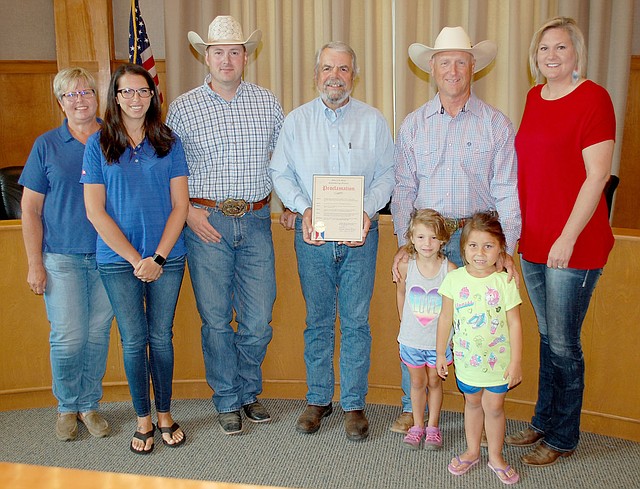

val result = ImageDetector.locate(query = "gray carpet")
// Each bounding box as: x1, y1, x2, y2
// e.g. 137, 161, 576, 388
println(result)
1, 399, 638, 488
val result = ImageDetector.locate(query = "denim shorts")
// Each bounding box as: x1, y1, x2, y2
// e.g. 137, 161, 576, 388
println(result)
400, 343, 453, 368
456, 378, 509, 394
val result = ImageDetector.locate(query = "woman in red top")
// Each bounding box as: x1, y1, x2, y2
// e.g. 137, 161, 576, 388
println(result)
506, 17, 616, 467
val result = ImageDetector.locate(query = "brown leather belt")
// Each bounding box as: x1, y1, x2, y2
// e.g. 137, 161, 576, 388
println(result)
443, 211, 498, 235
190, 196, 270, 217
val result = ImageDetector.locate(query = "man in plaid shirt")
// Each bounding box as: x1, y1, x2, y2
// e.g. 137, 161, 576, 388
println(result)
167, 15, 284, 436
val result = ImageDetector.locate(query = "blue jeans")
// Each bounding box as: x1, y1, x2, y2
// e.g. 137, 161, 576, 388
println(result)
98, 256, 185, 417
185, 205, 275, 413
294, 218, 378, 410
521, 257, 602, 452
443, 228, 463, 268
400, 228, 463, 411
43, 253, 113, 413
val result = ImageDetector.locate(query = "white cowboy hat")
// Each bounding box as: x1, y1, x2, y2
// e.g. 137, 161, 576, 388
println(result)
408, 26, 497, 74
188, 15, 262, 56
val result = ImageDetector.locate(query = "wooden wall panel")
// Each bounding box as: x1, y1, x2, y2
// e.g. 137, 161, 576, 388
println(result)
586, 233, 640, 427
0, 62, 60, 166
613, 56, 640, 229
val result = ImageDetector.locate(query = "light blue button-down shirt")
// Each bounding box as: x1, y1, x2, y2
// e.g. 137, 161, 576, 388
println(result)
270, 97, 394, 218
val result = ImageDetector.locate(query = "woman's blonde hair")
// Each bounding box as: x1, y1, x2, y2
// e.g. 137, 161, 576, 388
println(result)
403, 208, 451, 257
528, 16, 587, 84
53, 67, 96, 100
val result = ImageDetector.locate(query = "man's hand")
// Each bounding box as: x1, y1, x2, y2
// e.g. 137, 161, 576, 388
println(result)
498, 252, 520, 288
279, 208, 296, 230
301, 208, 324, 245
186, 205, 222, 243
391, 247, 409, 282
340, 213, 371, 247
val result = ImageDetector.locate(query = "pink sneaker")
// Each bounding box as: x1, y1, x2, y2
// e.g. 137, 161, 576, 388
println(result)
424, 426, 443, 449
403, 426, 425, 450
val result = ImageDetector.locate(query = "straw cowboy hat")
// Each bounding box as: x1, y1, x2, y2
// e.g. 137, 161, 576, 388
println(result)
408, 26, 497, 74
188, 15, 262, 56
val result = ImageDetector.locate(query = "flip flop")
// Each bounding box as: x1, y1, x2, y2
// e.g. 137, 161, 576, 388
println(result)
130, 424, 155, 455
488, 462, 520, 485
159, 422, 186, 448
448, 455, 480, 475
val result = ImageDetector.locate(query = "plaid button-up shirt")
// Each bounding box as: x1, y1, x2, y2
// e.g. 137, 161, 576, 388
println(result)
391, 92, 521, 254
167, 77, 284, 203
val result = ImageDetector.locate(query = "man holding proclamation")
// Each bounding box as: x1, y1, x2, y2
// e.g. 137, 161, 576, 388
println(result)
270, 41, 394, 441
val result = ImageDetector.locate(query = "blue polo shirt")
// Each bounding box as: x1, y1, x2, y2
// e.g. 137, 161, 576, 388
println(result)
81, 131, 189, 264
19, 119, 99, 254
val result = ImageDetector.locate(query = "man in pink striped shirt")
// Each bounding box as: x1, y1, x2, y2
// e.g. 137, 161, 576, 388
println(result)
389, 26, 521, 433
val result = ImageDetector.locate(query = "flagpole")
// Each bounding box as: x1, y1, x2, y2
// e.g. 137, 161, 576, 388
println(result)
131, 0, 138, 62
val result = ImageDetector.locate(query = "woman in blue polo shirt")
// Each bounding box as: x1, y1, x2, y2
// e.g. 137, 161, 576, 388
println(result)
82, 64, 189, 455
20, 67, 114, 442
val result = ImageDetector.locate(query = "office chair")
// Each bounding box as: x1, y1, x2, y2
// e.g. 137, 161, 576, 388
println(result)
0, 166, 24, 220
603, 174, 619, 218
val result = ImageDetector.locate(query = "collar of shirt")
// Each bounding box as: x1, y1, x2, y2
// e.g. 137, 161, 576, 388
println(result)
321, 97, 352, 122
60, 119, 75, 143
203, 74, 246, 102
121, 137, 154, 162
60, 118, 102, 144
425, 91, 482, 120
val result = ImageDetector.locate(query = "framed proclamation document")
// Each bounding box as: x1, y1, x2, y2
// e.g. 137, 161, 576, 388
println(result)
311, 175, 365, 241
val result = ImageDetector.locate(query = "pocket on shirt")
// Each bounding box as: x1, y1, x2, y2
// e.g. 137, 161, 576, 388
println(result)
461, 140, 492, 177
415, 147, 439, 179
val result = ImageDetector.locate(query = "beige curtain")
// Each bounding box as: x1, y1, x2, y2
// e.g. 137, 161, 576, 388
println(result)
164, 0, 633, 173
164, 0, 393, 121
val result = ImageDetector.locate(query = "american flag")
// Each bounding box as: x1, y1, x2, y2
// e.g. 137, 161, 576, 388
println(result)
129, 0, 163, 103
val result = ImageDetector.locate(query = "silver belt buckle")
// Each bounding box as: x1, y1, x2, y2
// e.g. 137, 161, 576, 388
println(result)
220, 198, 248, 217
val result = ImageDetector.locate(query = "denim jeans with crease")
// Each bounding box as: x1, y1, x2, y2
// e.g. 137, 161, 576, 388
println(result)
400, 229, 463, 411
521, 257, 602, 452
294, 217, 378, 411
43, 253, 113, 413
185, 204, 275, 414
98, 256, 185, 417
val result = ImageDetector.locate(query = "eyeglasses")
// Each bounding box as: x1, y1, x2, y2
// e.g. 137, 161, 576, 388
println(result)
61, 89, 96, 100
117, 88, 153, 99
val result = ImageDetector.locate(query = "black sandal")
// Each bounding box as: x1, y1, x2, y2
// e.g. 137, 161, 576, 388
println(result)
130, 424, 155, 454
159, 422, 186, 448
